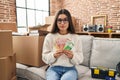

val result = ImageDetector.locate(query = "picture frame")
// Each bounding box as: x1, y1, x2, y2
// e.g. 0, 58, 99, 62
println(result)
91, 15, 107, 27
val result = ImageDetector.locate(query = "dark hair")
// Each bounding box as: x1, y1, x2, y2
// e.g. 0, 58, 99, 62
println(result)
51, 9, 75, 34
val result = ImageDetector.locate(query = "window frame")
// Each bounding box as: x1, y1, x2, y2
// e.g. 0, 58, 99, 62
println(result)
16, 0, 50, 32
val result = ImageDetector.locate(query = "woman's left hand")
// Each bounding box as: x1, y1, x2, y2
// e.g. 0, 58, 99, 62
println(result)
63, 50, 73, 59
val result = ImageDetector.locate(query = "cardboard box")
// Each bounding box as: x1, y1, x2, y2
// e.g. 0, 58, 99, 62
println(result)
45, 16, 55, 32
13, 36, 46, 67
0, 53, 16, 80
0, 30, 13, 58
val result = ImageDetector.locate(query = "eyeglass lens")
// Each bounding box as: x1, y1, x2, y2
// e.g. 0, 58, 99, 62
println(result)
57, 18, 68, 23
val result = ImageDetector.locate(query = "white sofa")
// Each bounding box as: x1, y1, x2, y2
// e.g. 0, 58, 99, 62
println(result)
16, 35, 120, 80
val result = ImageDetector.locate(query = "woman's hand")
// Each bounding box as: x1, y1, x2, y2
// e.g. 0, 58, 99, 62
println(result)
54, 50, 63, 58
63, 50, 73, 59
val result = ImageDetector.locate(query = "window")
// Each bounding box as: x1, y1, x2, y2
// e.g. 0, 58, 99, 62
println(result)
16, 0, 49, 33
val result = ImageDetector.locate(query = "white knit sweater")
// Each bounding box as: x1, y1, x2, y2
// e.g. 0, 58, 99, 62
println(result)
42, 33, 83, 67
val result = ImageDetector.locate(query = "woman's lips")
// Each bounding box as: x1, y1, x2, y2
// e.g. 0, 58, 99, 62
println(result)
61, 26, 64, 28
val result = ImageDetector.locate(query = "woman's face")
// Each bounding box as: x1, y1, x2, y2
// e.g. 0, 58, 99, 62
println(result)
57, 14, 69, 34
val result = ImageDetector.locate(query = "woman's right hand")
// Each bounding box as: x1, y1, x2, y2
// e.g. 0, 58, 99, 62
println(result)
54, 50, 63, 58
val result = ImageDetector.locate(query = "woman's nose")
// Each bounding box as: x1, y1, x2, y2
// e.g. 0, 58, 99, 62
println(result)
61, 21, 65, 24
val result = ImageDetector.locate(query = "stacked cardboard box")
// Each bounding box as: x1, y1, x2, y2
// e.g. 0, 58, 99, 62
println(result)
45, 16, 55, 32
0, 30, 16, 80
0, 53, 16, 80
0, 30, 13, 57
13, 36, 46, 67
28, 24, 50, 36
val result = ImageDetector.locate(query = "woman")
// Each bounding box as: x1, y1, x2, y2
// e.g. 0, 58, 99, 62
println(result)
42, 9, 83, 80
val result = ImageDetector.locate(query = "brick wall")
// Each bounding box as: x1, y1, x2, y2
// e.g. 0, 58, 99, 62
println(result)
50, 0, 120, 32
50, 0, 63, 15
0, 0, 16, 23
0, 0, 119, 32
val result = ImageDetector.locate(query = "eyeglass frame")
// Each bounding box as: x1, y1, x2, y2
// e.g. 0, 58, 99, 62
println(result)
57, 18, 69, 24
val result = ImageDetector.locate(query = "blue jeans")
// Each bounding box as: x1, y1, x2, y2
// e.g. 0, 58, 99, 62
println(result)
46, 66, 78, 80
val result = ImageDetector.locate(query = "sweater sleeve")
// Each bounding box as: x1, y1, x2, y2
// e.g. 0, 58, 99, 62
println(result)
42, 34, 56, 64
70, 36, 84, 65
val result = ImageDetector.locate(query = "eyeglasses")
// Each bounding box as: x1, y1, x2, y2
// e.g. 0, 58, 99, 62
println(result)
57, 18, 68, 24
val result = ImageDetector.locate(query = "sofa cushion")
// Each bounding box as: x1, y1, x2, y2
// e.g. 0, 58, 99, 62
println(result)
90, 38, 120, 69
79, 70, 108, 80
17, 77, 28, 80
16, 63, 28, 78
25, 65, 49, 80
26, 65, 89, 80
79, 35, 93, 66
75, 65, 90, 79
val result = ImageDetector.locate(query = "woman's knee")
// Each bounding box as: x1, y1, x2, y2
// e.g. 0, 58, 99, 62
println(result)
46, 67, 60, 80
61, 70, 78, 80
